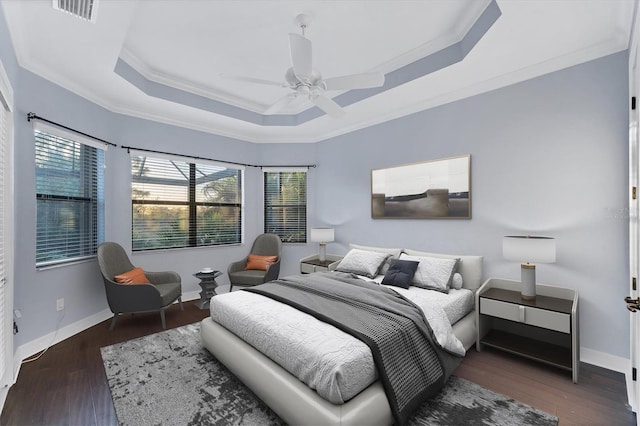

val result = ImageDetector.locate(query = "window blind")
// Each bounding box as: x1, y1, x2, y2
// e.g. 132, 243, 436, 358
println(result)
131, 155, 243, 250
35, 130, 105, 266
264, 170, 307, 243
0, 60, 13, 391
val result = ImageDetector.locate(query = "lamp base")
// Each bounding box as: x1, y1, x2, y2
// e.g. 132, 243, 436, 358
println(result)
319, 243, 327, 262
521, 263, 536, 300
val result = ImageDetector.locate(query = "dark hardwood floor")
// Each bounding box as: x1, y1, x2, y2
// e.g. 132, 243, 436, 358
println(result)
1, 301, 635, 425
1, 301, 211, 426
455, 349, 635, 425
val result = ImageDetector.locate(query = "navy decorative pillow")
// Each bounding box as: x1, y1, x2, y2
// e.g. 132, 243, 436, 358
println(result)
382, 259, 420, 289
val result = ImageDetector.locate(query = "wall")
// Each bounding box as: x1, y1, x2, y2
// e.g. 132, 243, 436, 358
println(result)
0, 5, 17, 85
11, 67, 317, 349
310, 52, 630, 359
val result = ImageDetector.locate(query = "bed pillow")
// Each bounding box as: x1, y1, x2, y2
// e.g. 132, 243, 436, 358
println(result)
245, 254, 278, 271
403, 248, 483, 292
349, 244, 402, 275
336, 249, 390, 278
399, 253, 459, 293
381, 259, 420, 289
114, 267, 151, 285
451, 273, 463, 290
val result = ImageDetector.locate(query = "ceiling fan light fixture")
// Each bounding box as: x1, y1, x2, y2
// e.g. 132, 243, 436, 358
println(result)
296, 85, 310, 97
222, 12, 385, 118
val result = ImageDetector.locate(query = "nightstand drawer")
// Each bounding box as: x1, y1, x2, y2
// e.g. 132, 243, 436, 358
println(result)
480, 298, 570, 333
300, 254, 343, 274
300, 262, 317, 273
526, 307, 570, 333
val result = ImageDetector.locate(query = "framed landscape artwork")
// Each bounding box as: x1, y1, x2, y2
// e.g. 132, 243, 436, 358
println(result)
371, 155, 471, 219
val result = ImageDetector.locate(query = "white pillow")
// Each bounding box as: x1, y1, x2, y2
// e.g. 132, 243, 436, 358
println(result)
399, 253, 459, 293
451, 273, 463, 290
349, 244, 402, 275
336, 249, 390, 278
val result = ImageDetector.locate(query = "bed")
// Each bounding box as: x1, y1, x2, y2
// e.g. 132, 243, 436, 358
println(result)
201, 246, 483, 425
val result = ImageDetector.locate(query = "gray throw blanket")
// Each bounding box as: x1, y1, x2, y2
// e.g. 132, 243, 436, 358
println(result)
245, 272, 463, 425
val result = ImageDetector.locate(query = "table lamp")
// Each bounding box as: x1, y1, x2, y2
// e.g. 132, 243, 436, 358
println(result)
503, 235, 556, 300
310, 228, 334, 262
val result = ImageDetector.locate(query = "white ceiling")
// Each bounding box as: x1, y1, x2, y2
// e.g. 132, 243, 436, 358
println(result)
1, 0, 636, 143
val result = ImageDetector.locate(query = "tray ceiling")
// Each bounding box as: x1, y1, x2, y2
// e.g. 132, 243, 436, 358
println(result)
1, 0, 635, 143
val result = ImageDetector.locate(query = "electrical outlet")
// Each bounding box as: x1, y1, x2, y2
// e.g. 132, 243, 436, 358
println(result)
56, 298, 64, 311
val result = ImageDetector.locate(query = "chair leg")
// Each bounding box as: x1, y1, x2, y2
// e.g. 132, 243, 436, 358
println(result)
178, 297, 184, 311
109, 313, 119, 331
160, 309, 166, 329
229, 284, 233, 292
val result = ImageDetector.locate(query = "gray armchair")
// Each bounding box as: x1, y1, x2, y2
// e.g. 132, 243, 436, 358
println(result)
97, 242, 183, 330
228, 233, 282, 292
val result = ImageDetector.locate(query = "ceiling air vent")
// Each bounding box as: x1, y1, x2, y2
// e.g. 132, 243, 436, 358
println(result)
52, 0, 98, 23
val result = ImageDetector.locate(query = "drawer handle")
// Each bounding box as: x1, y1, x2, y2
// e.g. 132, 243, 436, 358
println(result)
518, 305, 526, 322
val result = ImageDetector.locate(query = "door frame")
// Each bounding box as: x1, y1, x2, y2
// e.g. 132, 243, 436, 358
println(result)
629, 0, 640, 418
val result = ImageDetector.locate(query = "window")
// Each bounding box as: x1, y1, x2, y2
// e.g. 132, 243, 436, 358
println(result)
35, 127, 105, 266
264, 170, 307, 243
131, 155, 242, 251
0, 60, 13, 389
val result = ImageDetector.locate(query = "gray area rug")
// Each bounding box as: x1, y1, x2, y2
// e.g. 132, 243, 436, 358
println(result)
101, 323, 558, 426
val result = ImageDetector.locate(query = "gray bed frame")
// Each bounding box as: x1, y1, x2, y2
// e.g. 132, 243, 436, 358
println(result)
201, 250, 483, 426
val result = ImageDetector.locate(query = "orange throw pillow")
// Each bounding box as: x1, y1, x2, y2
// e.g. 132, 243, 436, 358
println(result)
245, 254, 278, 271
114, 267, 151, 285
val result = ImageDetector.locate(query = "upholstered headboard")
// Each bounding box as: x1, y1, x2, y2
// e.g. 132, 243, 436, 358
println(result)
348, 244, 484, 293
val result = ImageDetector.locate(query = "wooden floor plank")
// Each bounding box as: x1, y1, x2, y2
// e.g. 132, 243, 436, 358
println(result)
1, 301, 635, 425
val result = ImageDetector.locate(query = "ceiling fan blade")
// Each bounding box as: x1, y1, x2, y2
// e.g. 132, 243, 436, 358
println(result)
323, 72, 385, 91
219, 74, 285, 87
289, 33, 312, 81
264, 93, 297, 115
310, 94, 346, 118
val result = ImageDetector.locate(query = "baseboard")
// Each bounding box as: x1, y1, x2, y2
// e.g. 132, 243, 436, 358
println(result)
15, 308, 114, 363
1, 293, 209, 416
580, 347, 634, 411
14, 293, 201, 363
580, 347, 630, 373
182, 290, 200, 302
0, 308, 112, 416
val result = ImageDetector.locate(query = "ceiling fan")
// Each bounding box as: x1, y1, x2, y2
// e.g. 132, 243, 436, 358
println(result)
222, 14, 386, 118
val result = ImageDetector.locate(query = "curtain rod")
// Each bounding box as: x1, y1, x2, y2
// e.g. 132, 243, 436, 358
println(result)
121, 145, 316, 169
26, 112, 118, 147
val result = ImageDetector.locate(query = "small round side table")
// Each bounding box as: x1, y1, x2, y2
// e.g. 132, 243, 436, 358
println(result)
193, 270, 223, 310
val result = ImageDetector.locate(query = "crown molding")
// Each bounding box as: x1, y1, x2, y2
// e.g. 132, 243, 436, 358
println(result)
119, 47, 271, 114
85, 34, 631, 146
116, 0, 494, 117
373, 0, 492, 75
112, 0, 501, 129
12, 32, 627, 146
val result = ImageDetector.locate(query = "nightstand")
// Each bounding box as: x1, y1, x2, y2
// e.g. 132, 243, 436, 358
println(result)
476, 278, 579, 383
300, 254, 342, 274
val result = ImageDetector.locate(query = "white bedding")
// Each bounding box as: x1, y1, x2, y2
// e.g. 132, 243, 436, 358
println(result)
362, 274, 475, 324
209, 277, 469, 405
384, 286, 474, 324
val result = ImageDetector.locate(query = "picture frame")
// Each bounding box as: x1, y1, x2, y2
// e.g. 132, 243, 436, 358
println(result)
371, 154, 471, 219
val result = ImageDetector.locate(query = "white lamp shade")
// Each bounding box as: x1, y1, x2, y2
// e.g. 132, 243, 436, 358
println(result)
503, 236, 556, 263
310, 228, 335, 243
